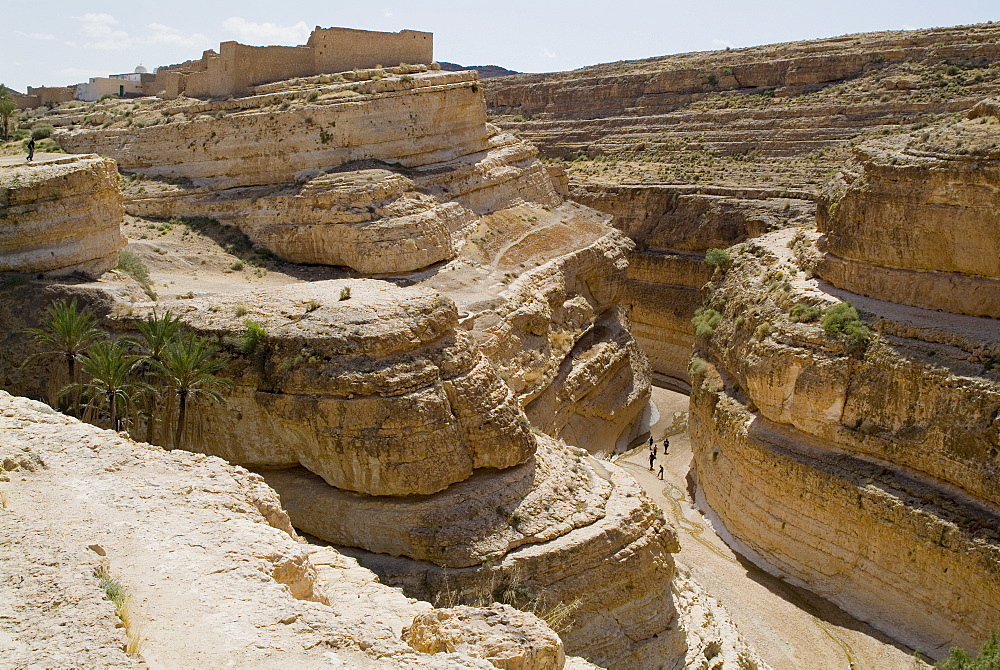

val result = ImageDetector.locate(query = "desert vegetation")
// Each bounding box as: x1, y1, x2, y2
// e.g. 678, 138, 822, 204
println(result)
26, 299, 230, 447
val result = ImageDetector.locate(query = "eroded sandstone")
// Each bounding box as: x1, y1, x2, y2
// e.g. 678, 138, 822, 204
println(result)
817, 100, 1000, 317
0, 154, 125, 278
688, 225, 1000, 658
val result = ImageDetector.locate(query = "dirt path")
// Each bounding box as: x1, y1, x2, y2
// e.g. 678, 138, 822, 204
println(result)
617, 387, 927, 670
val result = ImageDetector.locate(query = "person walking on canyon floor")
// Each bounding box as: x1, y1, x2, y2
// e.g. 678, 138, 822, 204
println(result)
25, 137, 34, 162
649, 449, 656, 471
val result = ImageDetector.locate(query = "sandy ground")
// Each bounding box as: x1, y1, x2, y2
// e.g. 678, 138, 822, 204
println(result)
617, 387, 929, 670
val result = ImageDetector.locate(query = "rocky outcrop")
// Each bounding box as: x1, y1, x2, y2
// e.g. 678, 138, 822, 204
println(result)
483, 23, 1000, 177
0, 154, 125, 278
0, 389, 586, 669
687, 225, 1000, 659
817, 100, 1000, 317
572, 184, 813, 388
58, 71, 488, 190
403, 604, 566, 670
143, 279, 535, 497
60, 70, 562, 276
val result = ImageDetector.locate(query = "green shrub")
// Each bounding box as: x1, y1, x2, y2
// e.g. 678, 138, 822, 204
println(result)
239, 320, 268, 355
789, 302, 822, 323
703, 73, 718, 87
704, 248, 731, 267
688, 357, 708, 377
938, 630, 1000, 669
755, 322, 772, 339
821, 301, 861, 336
821, 301, 871, 353
339, 286, 351, 301
117, 250, 150, 285
692, 307, 722, 339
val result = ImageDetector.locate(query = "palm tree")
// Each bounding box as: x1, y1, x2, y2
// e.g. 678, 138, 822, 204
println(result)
25, 297, 104, 413
60, 340, 146, 431
155, 333, 232, 450
0, 85, 15, 141
133, 310, 182, 443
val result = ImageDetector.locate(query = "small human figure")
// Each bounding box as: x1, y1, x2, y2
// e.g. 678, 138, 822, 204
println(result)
658, 464, 664, 480
649, 451, 655, 471
652, 444, 658, 457
663, 437, 670, 453
26, 138, 35, 162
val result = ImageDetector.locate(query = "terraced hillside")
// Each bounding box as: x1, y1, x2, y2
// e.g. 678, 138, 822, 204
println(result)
483, 23, 1000, 387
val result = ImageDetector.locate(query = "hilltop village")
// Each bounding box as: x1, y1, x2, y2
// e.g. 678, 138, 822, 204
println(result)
0, 21, 998, 670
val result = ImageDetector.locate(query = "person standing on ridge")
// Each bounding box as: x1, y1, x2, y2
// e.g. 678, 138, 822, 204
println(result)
26, 137, 35, 162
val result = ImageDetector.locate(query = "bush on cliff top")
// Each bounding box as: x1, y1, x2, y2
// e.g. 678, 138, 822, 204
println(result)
821, 301, 871, 354
704, 248, 732, 268
692, 307, 722, 339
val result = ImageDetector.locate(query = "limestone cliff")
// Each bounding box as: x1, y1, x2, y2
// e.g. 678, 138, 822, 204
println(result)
0, 390, 600, 669
143, 279, 536, 497
687, 218, 1000, 658
0, 155, 125, 278
56, 69, 561, 276
573, 184, 812, 389
817, 99, 1000, 318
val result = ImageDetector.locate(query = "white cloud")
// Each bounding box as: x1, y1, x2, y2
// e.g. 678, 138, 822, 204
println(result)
712, 39, 734, 49
77, 13, 132, 50
541, 47, 556, 59
17, 31, 56, 41
147, 23, 213, 50
222, 17, 311, 45
902, 23, 915, 30
383, 9, 394, 17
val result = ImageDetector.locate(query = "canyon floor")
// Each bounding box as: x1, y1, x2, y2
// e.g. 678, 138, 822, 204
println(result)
618, 387, 928, 670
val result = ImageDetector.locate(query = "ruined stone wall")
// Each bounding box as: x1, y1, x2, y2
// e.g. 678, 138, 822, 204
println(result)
182, 42, 315, 98
158, 27, 433, 99
26, 87, 75, 107
309, 27, 433, 72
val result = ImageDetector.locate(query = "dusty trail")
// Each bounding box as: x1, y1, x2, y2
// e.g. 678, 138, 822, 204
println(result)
618, 387, 927, 670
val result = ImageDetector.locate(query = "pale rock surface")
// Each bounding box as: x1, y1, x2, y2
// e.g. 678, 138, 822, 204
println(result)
688, 225, 1000, 659
265, 438, 611, 568
142, 279, 536, 496
817, 99, 1000, 317
0, 154, 125, 277
0, 390, 538, 669
57, 71, 489, 191
404, 604, 566, 670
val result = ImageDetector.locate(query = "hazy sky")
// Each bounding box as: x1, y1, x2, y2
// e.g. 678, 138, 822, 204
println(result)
2, 0, 997, 92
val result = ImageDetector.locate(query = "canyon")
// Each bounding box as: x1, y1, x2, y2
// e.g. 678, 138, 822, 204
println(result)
1, 20, 999, 670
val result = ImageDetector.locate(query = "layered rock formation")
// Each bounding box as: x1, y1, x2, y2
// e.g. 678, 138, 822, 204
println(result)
0, 390, 599, 669
8, 54, 771, 668
818, 99, 1000, 318
688, 193, 1000, 656
57, 69, 560, 275
484, 23, 1000, 187
573, 184, 812, 388
150, 279, 535, 496
0, 154, 125, 277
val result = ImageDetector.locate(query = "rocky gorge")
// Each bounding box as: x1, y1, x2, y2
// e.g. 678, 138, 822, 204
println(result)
1, 19, 999, 670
